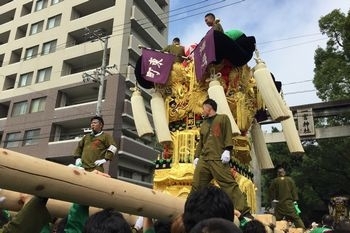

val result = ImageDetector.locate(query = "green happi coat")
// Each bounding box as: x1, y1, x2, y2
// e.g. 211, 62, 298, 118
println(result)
269, 176, 305, 228
162, 44, 185, 63
191, 114, 250, 215
74, 132, 117, 172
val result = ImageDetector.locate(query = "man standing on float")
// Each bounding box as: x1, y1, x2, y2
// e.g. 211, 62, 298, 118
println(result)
190, 98, 252, 220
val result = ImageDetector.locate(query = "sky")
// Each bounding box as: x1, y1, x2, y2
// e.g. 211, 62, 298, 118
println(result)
167, 0, 349, 107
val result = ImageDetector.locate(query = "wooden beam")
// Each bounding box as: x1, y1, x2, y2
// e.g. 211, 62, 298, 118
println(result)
0, 149, 184, 220
0, 189, 139, 224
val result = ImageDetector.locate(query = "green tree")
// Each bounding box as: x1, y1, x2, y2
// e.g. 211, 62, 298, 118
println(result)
262, 9, 350, 225
313, 9, 350, 101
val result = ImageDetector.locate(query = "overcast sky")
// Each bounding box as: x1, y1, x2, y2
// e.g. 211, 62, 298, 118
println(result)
167, 0, 349, 107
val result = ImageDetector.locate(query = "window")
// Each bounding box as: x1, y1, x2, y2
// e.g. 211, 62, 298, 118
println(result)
12, 101, 28, 116
18, 72, 33, 87
51, 0, 61, 5
23, 129, 40, 146
42, 40, 57, 55
30, 21, 44, 35
30, 97, 46, 113
5, 132, 21, 148
24, 45, 39, 60
35, 0, 47, 11
36, 67, 52, 83
119, 167, 133, 179
47, 14, 61, 29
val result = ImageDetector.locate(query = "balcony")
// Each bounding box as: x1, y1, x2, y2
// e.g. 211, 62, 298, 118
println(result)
71, 0, 116, 20
2, 74, 16, 90
0, 30, 10, 45
119, 135, 158, 162
66, 19, 113, 48
134, 0, 167, 32
61, 50, 108, 76
0, 9, 15, 26
130, 6, 166, 49
0, 101, 9, 118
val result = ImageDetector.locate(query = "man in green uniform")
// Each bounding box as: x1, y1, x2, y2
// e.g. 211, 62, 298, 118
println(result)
0, 196, 51, 233
269, 167, 305, 229
162, 37, 186, 63
204, 13, 224, 32
191, 98, 252, 219
74, 116, 117, 172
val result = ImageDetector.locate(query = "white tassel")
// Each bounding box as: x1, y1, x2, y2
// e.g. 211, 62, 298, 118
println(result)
208, 80, 241, 136
150, 92, 172, 144
131, 89, 154, 137
250, 120, 274, 169
281, 110, 305, 154
253, 59, 290, 122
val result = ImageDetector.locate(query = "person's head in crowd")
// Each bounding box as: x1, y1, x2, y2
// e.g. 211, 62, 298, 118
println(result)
334, 219, 350, 233
190, 218, 242, 233
154, 219, 172, 233
83, 208, 131, 233
322, 214, 334, 227
204, 13, 216, 27
183, 185, 234, 233
54, 216, 68, 233
171, 214, 186, 233
242, 219, 267, 233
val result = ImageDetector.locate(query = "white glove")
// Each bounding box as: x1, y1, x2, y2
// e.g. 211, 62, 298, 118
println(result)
68, 164, 85, 170
221, 150, 231, 164
134, 216, 144, 230
75, 158, 82, 167
94, 159, 107, 166
193, 158, 199, 167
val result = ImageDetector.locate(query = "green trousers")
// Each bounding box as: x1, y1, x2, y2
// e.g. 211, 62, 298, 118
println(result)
191, 159, 251, 215
275, 200, 305, 229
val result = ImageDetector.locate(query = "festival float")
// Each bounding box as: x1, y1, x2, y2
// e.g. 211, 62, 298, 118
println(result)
133, 27, 305, 213
0, 28, 307, 226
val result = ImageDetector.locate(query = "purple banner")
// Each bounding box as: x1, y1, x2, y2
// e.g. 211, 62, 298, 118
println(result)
193, 28, 216, 81
141, 49, 175, 84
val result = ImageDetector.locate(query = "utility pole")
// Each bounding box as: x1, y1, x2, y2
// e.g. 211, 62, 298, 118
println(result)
82, 28, 115, 117
96, 36, 108, 116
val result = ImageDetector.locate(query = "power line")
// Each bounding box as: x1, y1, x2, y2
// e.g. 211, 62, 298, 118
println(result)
260, 38, 327, 54
0, 0, 238, 66
283, 80, 313, 85
284, 89, 316, 95
258, 33, 323, 45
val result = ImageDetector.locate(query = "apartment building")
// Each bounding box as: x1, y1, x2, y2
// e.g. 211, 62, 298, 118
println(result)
0, 0, 169, 187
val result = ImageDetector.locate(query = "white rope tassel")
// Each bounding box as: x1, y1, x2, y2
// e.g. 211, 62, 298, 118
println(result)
251, 120, 274, 169
131, 89, 154, 137
208, 80, 241, 136
281, 109, 305, 154
150, 92, 172, 144
253, 60, 290, 122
